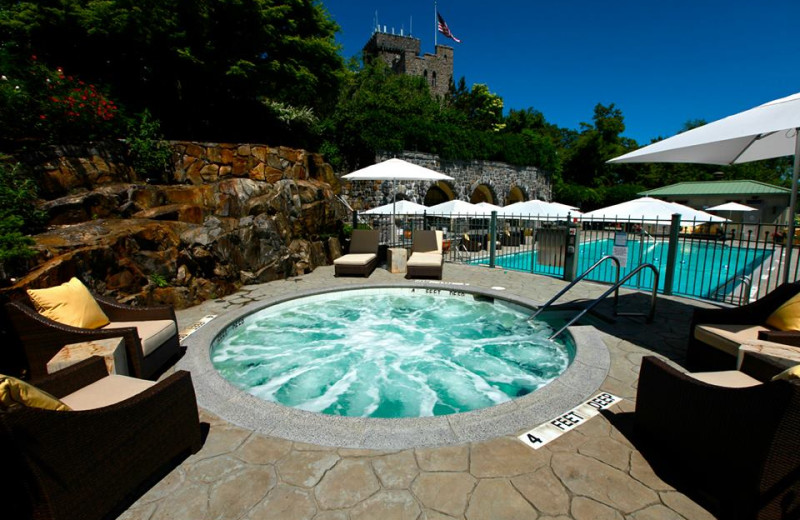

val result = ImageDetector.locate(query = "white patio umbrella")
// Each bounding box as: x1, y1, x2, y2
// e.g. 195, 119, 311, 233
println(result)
342, 158, 454, 243
426, 199, 491, 216
583, 197, 727, 223
706, 201, 759, 225
608, 91, 800, 282
363, 199, 428, 215
499, 200, 583, 219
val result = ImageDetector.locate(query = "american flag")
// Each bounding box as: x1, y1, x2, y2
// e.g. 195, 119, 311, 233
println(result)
437, 12, 461, 43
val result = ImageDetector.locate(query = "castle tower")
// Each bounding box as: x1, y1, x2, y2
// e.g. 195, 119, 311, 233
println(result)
362, 29, 454, 99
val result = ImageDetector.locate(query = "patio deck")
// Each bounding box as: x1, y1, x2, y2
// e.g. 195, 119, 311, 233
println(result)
119, 263, 720, 520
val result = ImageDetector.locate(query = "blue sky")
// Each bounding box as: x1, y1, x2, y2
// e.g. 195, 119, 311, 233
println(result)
322, 0, 800, 145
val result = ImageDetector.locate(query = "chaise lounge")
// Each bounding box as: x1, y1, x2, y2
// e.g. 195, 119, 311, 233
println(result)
334, 229, 379, 277
407, 230, 444, 280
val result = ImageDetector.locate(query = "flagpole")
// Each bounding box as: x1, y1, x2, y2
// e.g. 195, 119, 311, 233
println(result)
434, 0, 438, 46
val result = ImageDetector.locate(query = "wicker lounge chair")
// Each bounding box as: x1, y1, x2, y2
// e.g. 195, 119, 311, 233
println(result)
687, 281, 800, 371
334, 229, 379, 277
407, 230, 444, 279
1, 356, 203, 520
635, 354, 800, 520
5, 291, 181, 380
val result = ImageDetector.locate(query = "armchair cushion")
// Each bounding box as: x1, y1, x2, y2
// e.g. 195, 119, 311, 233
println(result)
765, 291, 800, 331
103, 319, 177, 356
61, 374, 155, 410
27, 277, 110, 329
772, 364, 800, 382
0, 374, 71, 411
690, 370, 761, 388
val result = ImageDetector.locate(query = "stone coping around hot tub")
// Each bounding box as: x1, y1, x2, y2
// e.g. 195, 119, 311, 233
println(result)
178, 281, 611, 450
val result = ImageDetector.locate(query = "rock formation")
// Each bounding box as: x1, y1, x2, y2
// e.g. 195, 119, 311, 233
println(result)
5, 141, 346, 308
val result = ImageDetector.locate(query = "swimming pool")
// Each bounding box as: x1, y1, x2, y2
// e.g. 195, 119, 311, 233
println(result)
211, 287, 573, 418
478, 238, 772, 299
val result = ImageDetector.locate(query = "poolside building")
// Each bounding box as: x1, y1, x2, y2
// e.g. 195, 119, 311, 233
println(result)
639, 180, 791, 226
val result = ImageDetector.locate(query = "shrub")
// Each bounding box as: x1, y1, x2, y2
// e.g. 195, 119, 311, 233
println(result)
0, 162, 45, 280
0, 54, 124, 144
127, 110, 173, 183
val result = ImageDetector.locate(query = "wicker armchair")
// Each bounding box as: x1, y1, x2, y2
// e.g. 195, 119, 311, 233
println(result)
5, 292, 181, 380
635, 354, 800, 520
1, 356, 203, 520
688, 282, 800, 371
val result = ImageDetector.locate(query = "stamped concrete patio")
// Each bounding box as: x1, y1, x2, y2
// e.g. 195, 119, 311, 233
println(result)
119, 263, 719, 520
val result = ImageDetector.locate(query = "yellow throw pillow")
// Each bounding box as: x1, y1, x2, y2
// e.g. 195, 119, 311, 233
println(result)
0, 375, 71, 412
27, 277, 110, 329
765, 292, 800, 331
771, 364, 800, 382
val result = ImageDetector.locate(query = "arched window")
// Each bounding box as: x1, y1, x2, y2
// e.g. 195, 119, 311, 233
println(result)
432, 71, 437, 88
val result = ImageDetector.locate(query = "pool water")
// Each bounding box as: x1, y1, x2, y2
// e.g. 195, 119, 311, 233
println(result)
211, 288, 573, 418
481, 238, 772, 299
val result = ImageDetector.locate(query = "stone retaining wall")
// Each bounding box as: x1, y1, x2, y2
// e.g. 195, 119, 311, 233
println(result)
344, 151, 551, 210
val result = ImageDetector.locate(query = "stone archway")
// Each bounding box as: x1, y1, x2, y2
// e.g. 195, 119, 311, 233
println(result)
424, 181, 455, 206
469, 184, 496, 204
507, 185, 526, 205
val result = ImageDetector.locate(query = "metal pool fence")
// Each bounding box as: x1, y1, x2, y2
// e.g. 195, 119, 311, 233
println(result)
353, 210, 799, 306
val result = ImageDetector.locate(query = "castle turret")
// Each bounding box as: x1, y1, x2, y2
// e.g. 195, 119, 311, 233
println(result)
362, 30, 454, 99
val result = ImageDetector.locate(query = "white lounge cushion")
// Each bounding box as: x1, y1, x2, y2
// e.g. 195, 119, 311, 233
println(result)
333, 253, 376, 266
407, 253, 443, 267
103, 320, 177, 356
61, 374, 155, 410
694, 324, 771, 356
690, 370, 762, 388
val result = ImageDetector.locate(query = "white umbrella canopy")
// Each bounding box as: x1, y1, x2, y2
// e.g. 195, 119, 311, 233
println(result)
607, 91, 800, 282
341, 158, 454, 182
363, 200, 428, 215
474, 201, 503, 213
706, 201, 758, 212
426, 199, 491, 216
583, 197, 727, 223
498, 200, 582, 219
608, 92, 800, 165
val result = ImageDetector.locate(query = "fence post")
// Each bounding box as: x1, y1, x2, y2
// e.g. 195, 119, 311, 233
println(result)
562, 216, 580, 282
663, 213, 682, 295
489, 211, 497, 268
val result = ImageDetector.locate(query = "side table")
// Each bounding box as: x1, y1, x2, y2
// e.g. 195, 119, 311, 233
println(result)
47, 336, 128, 376
388, 247, 408, 274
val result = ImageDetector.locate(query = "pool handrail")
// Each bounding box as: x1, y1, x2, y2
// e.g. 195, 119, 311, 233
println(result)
549, 263, 660, 340
530, 255, 621, 320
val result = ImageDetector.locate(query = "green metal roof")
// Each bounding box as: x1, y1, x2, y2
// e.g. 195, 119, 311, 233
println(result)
639, 180, 790, 197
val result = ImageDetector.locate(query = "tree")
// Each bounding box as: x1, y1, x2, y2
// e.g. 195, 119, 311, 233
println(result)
320, 61, 442, 170
450, 82, 505, 132
0, 0, 346, 144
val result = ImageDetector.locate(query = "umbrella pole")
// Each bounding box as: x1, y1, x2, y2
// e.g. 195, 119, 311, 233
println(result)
784, 130, 800, 284
392, 179, 397, 246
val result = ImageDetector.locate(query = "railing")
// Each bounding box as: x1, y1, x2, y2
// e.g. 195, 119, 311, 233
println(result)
548, 264, 660, 340
350, 208, 799, 307
530, 255, 621, 319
